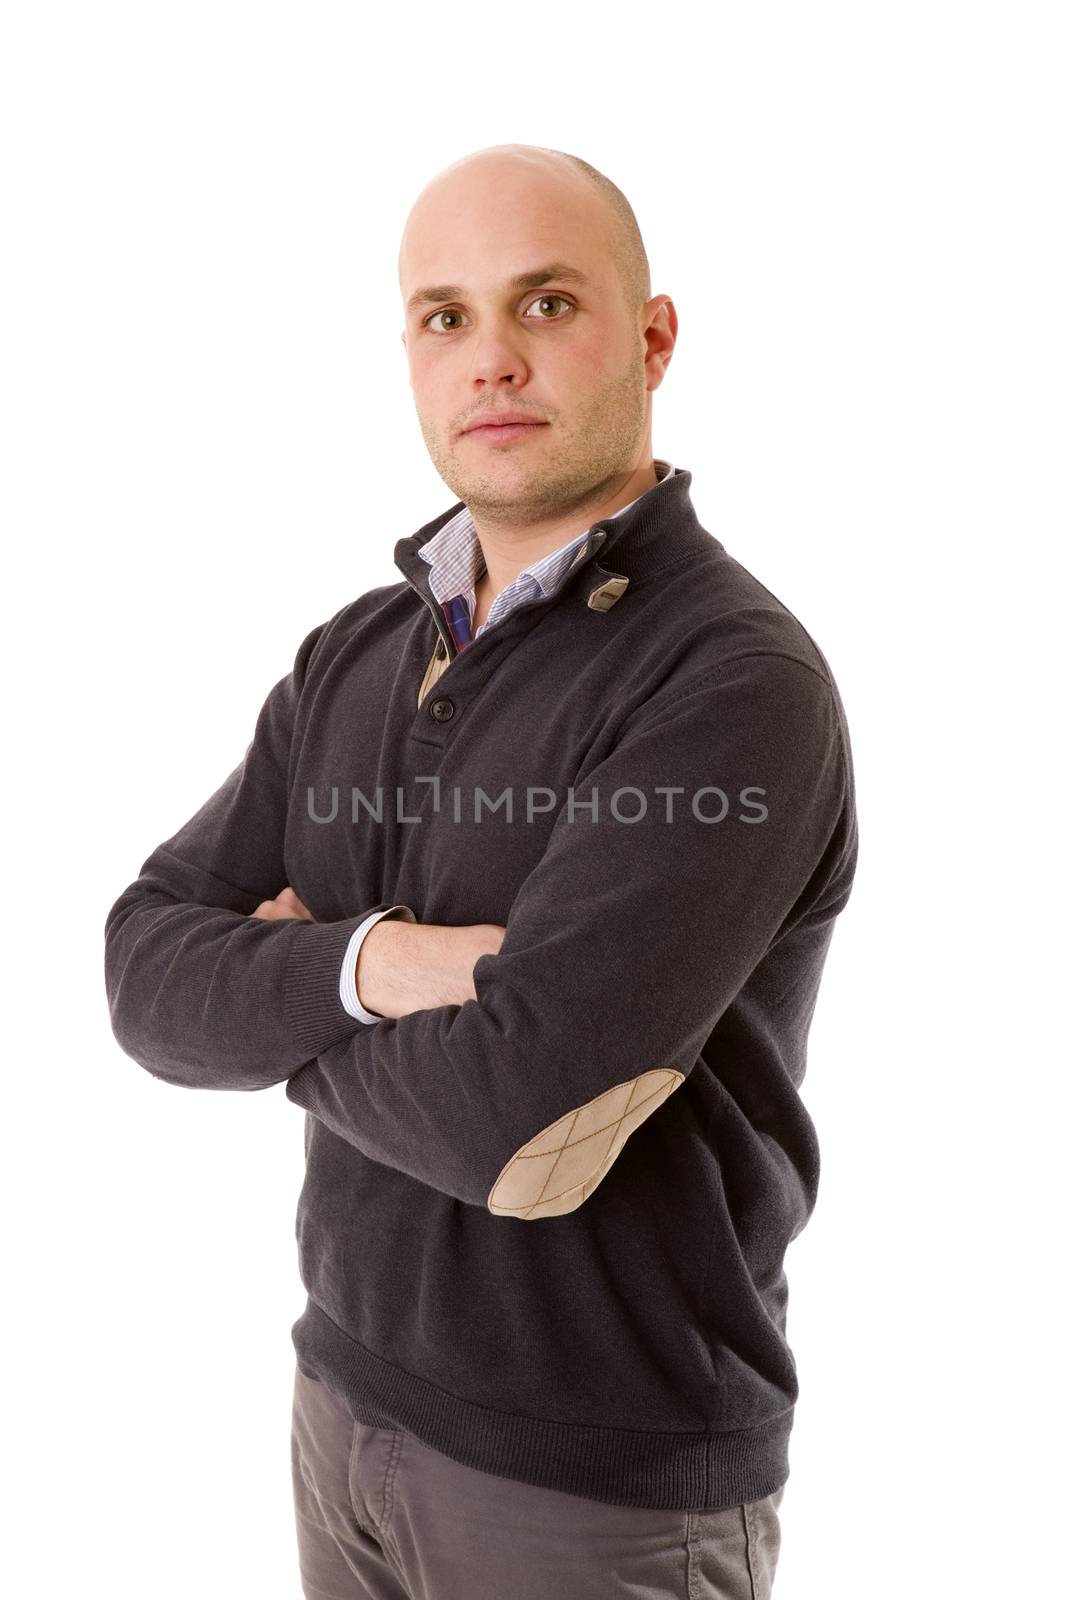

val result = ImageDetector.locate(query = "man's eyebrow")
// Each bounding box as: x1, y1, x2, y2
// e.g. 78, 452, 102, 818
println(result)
405, 262, 593, 315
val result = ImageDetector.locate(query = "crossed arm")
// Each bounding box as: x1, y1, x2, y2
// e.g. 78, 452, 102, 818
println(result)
246, 890, 680, 1218
105, 628, 848, 1221
249, 884, 505, 1020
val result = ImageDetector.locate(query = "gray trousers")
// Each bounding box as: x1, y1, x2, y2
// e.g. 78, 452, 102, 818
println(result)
291, 1364, 785, 1599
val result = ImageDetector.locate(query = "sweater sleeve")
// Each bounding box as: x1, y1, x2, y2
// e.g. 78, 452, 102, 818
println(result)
103, 620, 400, 1091
284, 653, 854, 1216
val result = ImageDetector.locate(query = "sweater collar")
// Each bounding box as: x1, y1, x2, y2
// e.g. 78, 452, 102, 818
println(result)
415, 460, 679, 614
393, 460, 718, 613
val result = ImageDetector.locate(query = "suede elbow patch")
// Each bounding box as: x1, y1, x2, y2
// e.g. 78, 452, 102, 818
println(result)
487, 1069, 685, 1219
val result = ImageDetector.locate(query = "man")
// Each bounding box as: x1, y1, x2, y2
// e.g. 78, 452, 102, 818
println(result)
104, 142, 859, 1598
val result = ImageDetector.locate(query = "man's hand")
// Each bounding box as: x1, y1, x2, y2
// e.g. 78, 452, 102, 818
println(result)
250, 886, 315, 922
357, 918, 506, 1019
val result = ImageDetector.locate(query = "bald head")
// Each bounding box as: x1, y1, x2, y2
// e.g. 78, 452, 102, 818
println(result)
398, 144, 651, 329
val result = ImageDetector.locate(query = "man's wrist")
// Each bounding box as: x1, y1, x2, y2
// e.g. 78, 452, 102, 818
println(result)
355, 917, 402, 1019
339, 905, 417, 1022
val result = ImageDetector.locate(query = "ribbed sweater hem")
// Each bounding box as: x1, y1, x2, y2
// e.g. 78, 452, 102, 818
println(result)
291, 1296, 793, 1511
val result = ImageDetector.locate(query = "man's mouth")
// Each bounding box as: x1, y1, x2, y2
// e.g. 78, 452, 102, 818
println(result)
462, 420, 549, 444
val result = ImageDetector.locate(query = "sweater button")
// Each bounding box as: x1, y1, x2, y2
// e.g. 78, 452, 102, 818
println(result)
429, 697, 455, 721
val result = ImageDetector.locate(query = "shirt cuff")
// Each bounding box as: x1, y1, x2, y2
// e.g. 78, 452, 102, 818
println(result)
338, 905, 417, 1023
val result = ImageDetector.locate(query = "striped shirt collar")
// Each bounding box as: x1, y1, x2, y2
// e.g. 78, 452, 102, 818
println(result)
419, 459, 677, 643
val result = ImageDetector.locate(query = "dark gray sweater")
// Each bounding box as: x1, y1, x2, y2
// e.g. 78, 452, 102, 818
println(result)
104, 463, 859, 1510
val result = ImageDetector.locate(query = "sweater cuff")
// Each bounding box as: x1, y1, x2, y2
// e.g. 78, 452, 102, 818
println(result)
283, 905, 406, 1058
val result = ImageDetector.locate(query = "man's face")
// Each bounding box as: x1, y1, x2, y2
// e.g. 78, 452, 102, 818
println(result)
398, 157, 671, 525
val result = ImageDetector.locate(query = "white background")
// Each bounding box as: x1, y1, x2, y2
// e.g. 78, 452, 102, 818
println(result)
3, 2, 1063, 1595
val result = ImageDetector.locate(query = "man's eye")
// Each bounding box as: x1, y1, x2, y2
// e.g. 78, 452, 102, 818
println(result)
423, 295, 576, 333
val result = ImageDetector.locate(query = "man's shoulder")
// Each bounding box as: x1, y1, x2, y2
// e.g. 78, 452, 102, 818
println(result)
663, 544, 837, 690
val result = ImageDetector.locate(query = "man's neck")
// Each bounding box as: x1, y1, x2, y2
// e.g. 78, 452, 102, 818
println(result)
472, 571, 495, 634
470, 459, 659, 624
